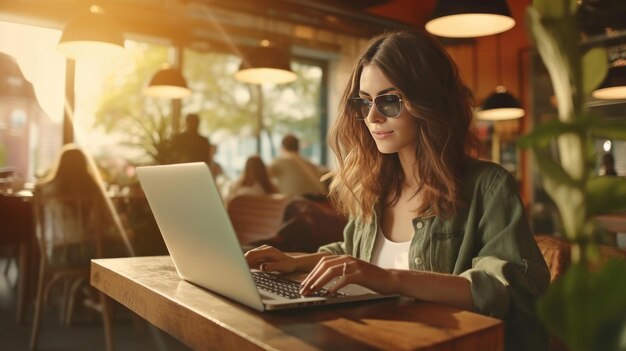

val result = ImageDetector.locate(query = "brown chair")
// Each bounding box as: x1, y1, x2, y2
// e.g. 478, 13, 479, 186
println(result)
534, 234, 626, 282
250, 197, 347, 253
226, 194, 291, 246
29, 193, 113, 351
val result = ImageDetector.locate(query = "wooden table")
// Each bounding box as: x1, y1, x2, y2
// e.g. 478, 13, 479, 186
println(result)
91, 256, 504, 351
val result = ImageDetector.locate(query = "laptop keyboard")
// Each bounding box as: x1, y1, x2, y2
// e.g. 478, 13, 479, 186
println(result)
251, 271, 345, 299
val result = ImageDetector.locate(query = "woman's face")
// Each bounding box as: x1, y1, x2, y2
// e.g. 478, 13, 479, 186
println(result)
358, 64, 419, 157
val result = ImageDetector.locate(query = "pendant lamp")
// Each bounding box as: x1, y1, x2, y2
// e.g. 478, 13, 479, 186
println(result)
144, 65, 191, 99
425, 0, 515, 38
57, 5, 125, 60
476, 86, 524, 120
592, 44, 626, 100
234, 40, 297, 85
476, 35, 524, 120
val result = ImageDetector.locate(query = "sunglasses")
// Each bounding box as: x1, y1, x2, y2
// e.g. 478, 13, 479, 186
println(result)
350, 94, 404, 120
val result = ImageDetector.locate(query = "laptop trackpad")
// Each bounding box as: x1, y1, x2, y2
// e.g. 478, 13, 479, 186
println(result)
338, 284, 377, 295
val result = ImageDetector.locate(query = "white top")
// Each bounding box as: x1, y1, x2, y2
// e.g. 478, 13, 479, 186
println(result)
370, 227, 412, 270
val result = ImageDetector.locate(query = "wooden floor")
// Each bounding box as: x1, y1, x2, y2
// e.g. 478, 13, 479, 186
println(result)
0, 257, 191, 351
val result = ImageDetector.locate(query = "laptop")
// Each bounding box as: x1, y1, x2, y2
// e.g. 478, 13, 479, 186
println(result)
136, 162, 395, 311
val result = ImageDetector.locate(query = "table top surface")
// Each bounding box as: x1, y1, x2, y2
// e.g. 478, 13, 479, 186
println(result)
91, 255, 504, 351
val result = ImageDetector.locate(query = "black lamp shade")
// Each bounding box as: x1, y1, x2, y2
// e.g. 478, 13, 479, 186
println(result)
144, 67, 191, 99
58, 8, 125, 60
426, 0, 515, 38
476, 87, 524, 120
234, 44, 297, 84
592, 65, 626, 100
0, 53, 36, 101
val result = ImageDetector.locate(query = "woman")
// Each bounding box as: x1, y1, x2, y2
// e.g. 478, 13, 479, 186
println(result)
226, 155, 278, 204
245, 30, 549, 351
36, 144, 133, 259
37, 145, 102, 195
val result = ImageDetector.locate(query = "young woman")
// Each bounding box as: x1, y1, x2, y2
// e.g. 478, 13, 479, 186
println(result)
35, 144, 133, 258
245, 30, 550, 351
226, 155, 278, 204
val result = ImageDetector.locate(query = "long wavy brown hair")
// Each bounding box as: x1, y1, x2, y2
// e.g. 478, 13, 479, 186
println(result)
327, 30, 478, 221
241, 155, 278, 194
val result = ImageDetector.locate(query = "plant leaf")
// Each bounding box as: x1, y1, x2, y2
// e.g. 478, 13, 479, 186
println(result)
526, 7, 576, 122
537, 260, 626, 351
519, 118, 579, 148
532, 0, 568, 18
588, 119, 626, 141
532, 147, 577, 187
586, 176, 626, 216
582, 48, 608, 98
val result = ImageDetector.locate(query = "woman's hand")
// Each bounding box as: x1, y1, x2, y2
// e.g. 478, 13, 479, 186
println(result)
299, 255, 398, 296
244, 245, 300, 273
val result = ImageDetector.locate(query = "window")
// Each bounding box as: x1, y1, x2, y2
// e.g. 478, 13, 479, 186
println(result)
0, 20, 65, 181
182, 48, 327, 178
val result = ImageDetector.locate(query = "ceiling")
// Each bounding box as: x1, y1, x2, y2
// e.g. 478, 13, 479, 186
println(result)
0, 0, 623, 53
0, 0, 436, 49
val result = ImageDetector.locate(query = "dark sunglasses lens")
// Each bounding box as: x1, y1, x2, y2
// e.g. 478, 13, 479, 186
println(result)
375, 95, 401, 118
351, 98, 370, 119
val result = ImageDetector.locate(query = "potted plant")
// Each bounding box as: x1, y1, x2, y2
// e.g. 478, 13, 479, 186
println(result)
522, 0, 626, 350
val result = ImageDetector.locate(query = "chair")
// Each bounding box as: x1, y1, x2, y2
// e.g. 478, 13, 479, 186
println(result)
226, 194, 291, 246
250, 197, 347, 253
29, 193, 113, 351
534, 234, 626, 282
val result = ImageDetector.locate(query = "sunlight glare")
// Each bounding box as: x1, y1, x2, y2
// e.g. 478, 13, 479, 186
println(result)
0, 21, 65, 123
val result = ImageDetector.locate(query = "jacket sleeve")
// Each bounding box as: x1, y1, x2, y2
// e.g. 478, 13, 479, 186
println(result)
459, 169, 550, 320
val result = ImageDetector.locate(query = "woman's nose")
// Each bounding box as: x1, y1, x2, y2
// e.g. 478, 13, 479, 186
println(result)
366, 106, 385, 123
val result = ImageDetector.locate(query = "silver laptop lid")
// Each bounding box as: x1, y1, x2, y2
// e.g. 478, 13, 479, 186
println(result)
136, 162, 265, 311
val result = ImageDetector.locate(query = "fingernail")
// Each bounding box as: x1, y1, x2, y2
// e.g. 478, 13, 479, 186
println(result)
260, 264, 266, 271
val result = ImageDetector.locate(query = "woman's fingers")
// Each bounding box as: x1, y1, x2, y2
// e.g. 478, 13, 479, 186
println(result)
299, 255, 338, 289
300, 256, 351, 295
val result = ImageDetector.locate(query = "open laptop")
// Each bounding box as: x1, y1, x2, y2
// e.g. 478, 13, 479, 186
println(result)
136, 162, 395, 311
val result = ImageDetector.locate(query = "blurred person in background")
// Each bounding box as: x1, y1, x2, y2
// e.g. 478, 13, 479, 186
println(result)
226, 155, 277, 205
169, 113, 210, 165
35, 144, 134, 259
268, 134, 327, 197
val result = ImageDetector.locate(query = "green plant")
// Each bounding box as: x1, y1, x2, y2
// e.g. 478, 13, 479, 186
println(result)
522, 1, 626, 350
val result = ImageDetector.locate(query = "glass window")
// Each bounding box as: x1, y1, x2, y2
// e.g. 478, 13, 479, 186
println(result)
182, 48, 326, 179
0, 20, 65, 182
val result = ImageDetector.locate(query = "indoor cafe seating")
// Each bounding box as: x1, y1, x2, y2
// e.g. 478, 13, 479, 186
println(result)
228, 194, 626, 274
29, 193, 114, 351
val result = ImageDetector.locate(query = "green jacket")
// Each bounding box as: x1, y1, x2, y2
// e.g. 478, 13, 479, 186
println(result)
319, 159, 550, 351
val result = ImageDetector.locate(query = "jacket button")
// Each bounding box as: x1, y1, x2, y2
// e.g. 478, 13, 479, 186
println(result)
416, 221, 424, 229
414, 257, 423, 265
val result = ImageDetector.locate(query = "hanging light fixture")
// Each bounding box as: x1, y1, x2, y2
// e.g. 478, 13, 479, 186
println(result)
425, 0, 515, 38
476, 35, 524, 120
234, 39, 297, 85
592, 43, 626, 100
476, 86, 524, 120
57, 5, 125, 60
144, 64, 191, 99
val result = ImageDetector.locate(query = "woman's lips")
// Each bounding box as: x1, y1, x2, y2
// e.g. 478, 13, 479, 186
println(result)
372, 130, 393, 139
